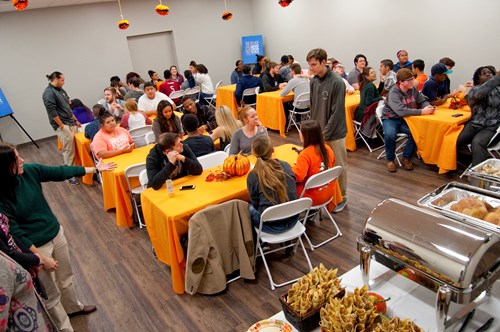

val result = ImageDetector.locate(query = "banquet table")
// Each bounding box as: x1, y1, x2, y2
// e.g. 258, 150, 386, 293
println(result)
101, 144, 153, 228
405, 101, 471, 174
344, 92, 362, 152
256, 90, 295, 137
215, 84, 239, 118
268, 260, 499, 332
141, 144, 342, 294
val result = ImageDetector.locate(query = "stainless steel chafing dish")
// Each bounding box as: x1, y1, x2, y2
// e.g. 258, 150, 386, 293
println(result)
418, 181, 500, 234
357, 198, 500, 331
464, 158, 500, 192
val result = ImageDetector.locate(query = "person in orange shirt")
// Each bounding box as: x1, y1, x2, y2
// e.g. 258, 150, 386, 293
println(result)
412, 59, 428, 91
292, 120, 339, 212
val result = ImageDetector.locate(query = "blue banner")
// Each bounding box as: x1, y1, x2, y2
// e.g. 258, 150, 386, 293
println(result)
0, 89, 14, 118
242, 35, 263, 65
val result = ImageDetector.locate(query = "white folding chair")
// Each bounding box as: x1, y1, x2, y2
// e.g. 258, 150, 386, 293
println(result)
286, 91, 311, 133
184, 86, 201, 104
125, 163, 147, 228
139, 169, 148, 189
89, 143, 102, 185
144, 131, 156, 145
241, 86, 259, 108
223, 143, 231, 155
255, 197, 314, 290
460, 126, 500, 178
204, 80, 222, 109
299, 166, 343, 251
197, 151, 228, 170
353, 101, 384, 152
169, 89, 185, 104
375, 102, 407, 165
129, 125, 153, 147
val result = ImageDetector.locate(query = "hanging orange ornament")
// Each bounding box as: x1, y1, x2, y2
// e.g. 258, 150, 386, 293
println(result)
155, 3, 170, 16
279, 0, 293, 7
12, 0, 28, 11
116, 0, 130, 30
221, 0, 232, 21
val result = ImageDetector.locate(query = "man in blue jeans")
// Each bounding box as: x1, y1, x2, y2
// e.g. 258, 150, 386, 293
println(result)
381, 68, 436, 172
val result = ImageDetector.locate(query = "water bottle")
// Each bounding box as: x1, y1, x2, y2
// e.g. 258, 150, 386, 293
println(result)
166, 179, 175, 197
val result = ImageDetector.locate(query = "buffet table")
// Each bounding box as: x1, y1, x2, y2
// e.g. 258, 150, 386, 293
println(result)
405, 101, 471, 174
141, 144, 342, 294
269, 261, 499, 331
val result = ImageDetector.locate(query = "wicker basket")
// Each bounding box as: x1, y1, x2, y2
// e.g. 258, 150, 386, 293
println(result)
279, 290, 345, 332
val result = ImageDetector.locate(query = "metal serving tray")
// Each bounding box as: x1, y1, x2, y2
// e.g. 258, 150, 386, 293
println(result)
418, 181, 500, 235
466, 158, 500, 192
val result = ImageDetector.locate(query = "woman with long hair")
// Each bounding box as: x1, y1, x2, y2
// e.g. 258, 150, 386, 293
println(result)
170, 65, 185, 85
0, 143, 115, 331
229, 106, 267, 155
355, 66, 383, 122
210, 105, 243, 150
120, 98, 152, 130
70, 99, 94, 124
194, 64, 215, 105
292, 120, 342, 211
247, 136, 298, 233
148, 70, 163, 90
152, 100, 184, 143
91, 110, 135, 159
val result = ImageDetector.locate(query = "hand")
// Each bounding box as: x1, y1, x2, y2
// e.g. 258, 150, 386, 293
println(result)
75, 120, 82, 127
112, 103, 123, 111
96, 159, 117, 172
166, 150, 178, 164
465, 81, 474, 87
176, 154, 186, 163
37, 253, 58, 271
421, 106, 435, 115
450, 89, 461, 97
279, 83, 287, 89
196, 126, 206, 135
122, 143, 135, 153
380, 75, 386, 83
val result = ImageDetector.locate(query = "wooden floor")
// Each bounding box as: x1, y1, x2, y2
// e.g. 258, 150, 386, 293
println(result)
16, 130, 468, 332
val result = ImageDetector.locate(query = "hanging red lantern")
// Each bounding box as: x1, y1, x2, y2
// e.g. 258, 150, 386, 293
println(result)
278, 0, 293, 7
118, 19, 130, 30
12, 0, 28, 11
222, 11, 233, 21
155, 4, 170, 16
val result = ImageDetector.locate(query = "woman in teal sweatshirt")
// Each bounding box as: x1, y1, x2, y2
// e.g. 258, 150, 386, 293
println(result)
0, 143, 116, 332
355, 67, 383, 122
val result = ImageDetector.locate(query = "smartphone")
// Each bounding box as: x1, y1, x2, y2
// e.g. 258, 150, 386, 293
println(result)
179, 185, 196, 190
452, 113, 463, 117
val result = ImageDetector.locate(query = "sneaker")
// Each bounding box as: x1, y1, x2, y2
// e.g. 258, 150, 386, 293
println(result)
402, 158, 414, 171
387, 161, 397, 173
68, 177, 80, 186
333, 198, 347, 213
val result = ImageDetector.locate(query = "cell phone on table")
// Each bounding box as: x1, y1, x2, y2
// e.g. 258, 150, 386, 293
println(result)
452, 113, 463, 117
179, 185, 196, 190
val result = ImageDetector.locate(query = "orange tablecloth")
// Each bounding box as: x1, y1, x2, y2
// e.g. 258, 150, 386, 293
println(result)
141, 144, 342, 294
215, 84, 239, 119
101, 145, 153, 228
74, 132, 95, 185
344, 93, 362, 152
405, 101, 471, 174
256, 90, 295, 137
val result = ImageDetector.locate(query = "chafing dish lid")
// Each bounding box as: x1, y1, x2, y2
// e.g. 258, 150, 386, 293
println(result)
362, 199, 499, 289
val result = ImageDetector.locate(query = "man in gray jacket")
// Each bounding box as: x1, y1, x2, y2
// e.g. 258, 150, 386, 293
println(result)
42, 71, 81, 185
307, 48, 348, 212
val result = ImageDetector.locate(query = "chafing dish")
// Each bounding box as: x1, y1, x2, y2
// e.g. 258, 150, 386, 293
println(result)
464, 158, 500, 192
357, 198, 500, 331
418, 181, 500, 234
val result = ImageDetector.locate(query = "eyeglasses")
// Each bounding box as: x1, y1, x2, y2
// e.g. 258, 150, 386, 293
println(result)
404, 77, 415, 82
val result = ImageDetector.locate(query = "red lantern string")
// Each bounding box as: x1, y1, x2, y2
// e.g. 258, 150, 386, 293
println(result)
12, 0, 28, 11
155, 1, 170, 16
278, 0, 293, 8
116, 0, 129, 30
221, 0, 233, 21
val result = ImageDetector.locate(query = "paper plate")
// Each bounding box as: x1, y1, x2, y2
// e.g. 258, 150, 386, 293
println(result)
247, 319, 293, 332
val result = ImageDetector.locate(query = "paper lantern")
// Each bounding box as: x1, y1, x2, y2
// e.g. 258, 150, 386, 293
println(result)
12, 0, 28, 11
118, 19, 130, 30
222, 11, 233, 21
155, 4, 170, 16
278, 0, 293, 7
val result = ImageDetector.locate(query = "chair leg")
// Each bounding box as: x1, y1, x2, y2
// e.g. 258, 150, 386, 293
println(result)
303, 207, 342, 250
132, 195, 145, 229
286, 111, 294, 133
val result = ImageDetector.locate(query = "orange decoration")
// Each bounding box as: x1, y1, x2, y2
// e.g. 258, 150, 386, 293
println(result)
222, 11, 233, 21
118, 19, 130, 30
223, 154, 250, 176
155, 4, 170, 16
367, 292, 390, 315
12, 0, 28, 11
278, 0, 293, 7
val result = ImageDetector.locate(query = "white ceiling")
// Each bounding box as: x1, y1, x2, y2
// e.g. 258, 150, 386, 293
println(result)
0, 0, 115, 13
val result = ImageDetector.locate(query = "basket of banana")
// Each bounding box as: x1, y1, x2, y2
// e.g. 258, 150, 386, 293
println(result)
279, 264, 345, 332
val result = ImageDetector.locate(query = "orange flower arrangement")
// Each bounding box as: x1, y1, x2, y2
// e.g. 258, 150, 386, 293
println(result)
12, 0, 28, 11
279, 0, 293, 7
222, 11, 233, 21
118, 19, 130, 30
155, 4, 170, 16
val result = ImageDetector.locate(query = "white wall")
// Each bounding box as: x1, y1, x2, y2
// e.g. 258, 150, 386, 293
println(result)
1, 0, 499, 144
0, 0, 254, 143
250, 0, 500, 88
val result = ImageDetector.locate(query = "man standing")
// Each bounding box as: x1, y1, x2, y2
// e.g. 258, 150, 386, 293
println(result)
307, 48, 348, 212
42, 71, 80, 186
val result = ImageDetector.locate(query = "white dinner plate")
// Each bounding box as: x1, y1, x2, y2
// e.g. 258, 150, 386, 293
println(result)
247, 319, 293, 332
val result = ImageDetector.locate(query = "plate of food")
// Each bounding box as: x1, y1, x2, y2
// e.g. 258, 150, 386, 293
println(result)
247, 319, 293, 332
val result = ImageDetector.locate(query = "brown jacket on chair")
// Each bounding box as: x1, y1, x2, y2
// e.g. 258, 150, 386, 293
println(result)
185, 199, 255, 295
